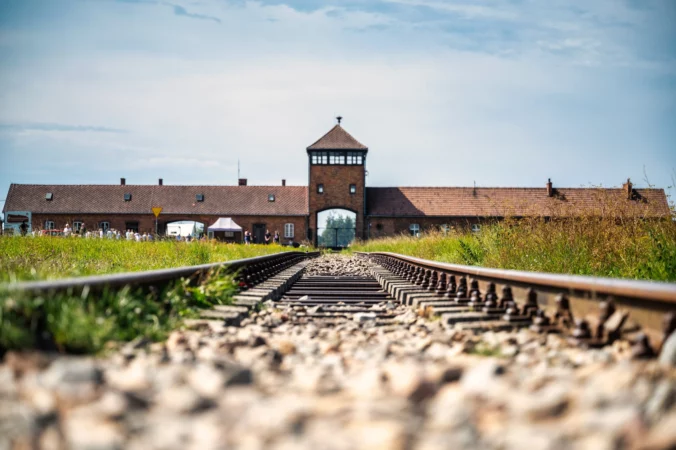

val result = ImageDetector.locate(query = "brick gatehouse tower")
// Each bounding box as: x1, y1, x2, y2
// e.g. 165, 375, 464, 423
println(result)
307, 116, 368, 246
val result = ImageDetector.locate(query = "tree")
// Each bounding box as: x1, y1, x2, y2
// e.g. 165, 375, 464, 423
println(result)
319, 211, 356, 247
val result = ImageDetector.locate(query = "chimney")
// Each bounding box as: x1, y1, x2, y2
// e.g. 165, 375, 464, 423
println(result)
238, 178, 247, 186
623, 178, 633, 200
546, 178, 553, 197
158, 178, 163, 186
120, 178, 126, 186
282, 179, 286, 186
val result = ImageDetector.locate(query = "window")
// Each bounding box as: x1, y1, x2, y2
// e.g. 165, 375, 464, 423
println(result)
317, 184, 324, 194
440, 224, 450, 233
207, 231, 214, 239
99, 222, 110, 232
329, 152, 345, 164
73, 221, 84, 232
376, 223, 383, 231
124, 193, 132, 201
196, 194, 204, 202
311, 152, 329, 165
471, 224, 481, 233
45, 220, 55, 230
45, 193, 53, 201
346, 152, 364, 165
349, 184, 356, 194
284, 223, 294, 238
409, 223, 420, 237
224, 231, 234, 237
268, 194, 275, 202
125, 221, 139, 232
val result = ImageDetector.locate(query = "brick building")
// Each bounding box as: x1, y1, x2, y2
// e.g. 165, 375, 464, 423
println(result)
2, 119, 671, 245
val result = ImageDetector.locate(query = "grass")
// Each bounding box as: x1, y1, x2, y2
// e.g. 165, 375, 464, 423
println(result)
0, 267, 238, 355
350, 216, 676, 282
0, 237, 292, 283
0, 237, 302, 355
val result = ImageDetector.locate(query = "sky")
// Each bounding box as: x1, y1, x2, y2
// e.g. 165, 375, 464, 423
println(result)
1, 0, 675, 215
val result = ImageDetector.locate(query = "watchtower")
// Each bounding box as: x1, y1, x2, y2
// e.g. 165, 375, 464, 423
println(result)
307, 117, 368, 247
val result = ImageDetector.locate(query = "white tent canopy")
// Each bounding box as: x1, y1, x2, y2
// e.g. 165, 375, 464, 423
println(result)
207, 217, 243, 232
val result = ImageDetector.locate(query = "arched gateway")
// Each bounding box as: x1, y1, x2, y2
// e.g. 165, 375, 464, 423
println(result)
307, 117, 368, 247
317, 208, 357, 248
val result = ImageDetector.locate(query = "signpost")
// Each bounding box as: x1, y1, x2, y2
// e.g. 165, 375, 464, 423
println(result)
152, 207, 162, 235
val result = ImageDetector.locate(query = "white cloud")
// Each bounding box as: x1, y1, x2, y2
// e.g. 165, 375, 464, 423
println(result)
0, 0, 674, 203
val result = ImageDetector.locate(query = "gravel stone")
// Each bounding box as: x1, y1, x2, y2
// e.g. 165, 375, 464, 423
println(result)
2, 254, 674, 449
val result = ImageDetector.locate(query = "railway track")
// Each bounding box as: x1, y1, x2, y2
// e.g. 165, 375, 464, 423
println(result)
2, 252, 676, 449
360, 252, 676, 358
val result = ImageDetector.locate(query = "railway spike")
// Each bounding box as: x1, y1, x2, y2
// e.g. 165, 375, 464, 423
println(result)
530, 310, 554, 333
435, 272, 447, 294
444, 275, 457, 298
421, 269, 432, 289
468, 290, 483, 308
498, 285, 513, 309
554, 294, 574, 328
469, 279, 481, 296
522, 289, 539, 317
426, 270, 438, 291
484, 282, 497, 303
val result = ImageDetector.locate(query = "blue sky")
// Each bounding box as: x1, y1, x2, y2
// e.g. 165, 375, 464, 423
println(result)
1, 0, 675, 214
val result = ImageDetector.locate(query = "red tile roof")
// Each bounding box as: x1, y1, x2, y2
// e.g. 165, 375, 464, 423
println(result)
4, 184, 670, 219
366, 187, 671, 218
307, 125, 368, 150
3, 184, 309, 216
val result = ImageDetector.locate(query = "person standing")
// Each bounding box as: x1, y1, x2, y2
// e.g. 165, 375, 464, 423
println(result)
244, 230, 251, 245
273, 231, 280, 244
264, 229, 271, 244
19, 220, 28, 236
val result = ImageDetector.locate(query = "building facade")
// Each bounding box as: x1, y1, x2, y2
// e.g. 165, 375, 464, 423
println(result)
2, 119, 672, 244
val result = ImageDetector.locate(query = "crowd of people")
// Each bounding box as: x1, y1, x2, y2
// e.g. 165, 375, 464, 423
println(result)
15, 221, 285, 245
243, 229, 280, 245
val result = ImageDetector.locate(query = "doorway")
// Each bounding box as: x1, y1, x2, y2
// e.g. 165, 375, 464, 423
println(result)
317, 209, 356, 248
252, 223, 266, 244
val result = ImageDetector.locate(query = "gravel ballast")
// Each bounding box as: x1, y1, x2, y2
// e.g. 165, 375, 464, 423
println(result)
1, 254, 674, 449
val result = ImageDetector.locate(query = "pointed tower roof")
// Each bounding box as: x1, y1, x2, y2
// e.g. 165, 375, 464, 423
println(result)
307, 122, 368, 151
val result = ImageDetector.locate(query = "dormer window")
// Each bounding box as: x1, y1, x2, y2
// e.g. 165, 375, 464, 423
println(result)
196, 194, 204, 202
268, 194, 275, 202
124, 193, 132, 201
45, 193, 53, 201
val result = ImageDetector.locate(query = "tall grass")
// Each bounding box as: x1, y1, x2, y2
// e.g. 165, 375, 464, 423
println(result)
0, 267, 238, 354
351, 217, 676, 281
0, 237, 292, 283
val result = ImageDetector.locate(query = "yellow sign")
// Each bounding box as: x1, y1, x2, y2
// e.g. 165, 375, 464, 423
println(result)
152, 207, 163, 217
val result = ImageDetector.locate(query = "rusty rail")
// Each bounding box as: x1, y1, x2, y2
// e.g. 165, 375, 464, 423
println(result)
1, 251, 319, 296
359, 252, 676, 351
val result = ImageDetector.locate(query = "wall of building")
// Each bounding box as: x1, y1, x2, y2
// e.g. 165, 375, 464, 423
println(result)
365, 216, 490, 239
29, 214, 308, 242
308, 164, 365, 242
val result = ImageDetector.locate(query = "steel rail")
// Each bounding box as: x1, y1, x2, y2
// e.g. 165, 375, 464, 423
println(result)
358, 252, 676, 303
359, 251, 676, 347
1, 251, 318, 295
